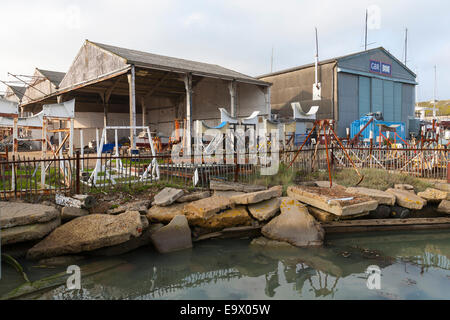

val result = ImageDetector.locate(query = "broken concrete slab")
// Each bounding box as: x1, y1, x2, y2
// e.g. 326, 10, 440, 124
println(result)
262, 198, 324, 247
153, 187, 184, 206
248, 198, 280, 221
176, 191, 210, 203
150, 215, 192, 253
27, 211, 144, 260
437, 200, 450, 214
61, 207, 89, 222
394, 184, 414, 191
213, 190, 246, 198
287, 185, 378, 216
231, 186, 282, 205
433, 182, 450, 193
417, 188, 448, 203
385, 188, 427, 210
0, 202, 59, 229
146, 203, 185, 224
1, 218, 61, 246
189, 205, 252, 229
314, 181, 344, 188
87, 223, 162, 257
209, 179, 266, 192
107, 200, 151, 215
184, 196, 233, 220
308, 206, 368, 222
346, 187, 396, 206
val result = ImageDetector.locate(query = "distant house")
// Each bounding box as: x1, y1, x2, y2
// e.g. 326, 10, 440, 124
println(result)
258, 47, 417, 136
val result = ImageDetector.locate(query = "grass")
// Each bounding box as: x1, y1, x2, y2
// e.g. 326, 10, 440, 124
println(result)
297, 167, 433, 192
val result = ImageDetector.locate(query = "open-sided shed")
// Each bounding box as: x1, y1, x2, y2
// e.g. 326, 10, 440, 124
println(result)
21, 40, 271, 149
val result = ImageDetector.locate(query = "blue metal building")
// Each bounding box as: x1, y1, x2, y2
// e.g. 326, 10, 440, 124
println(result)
259, 47, 417, 138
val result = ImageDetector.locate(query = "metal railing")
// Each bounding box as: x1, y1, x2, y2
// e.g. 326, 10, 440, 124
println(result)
0, 145, 447, 200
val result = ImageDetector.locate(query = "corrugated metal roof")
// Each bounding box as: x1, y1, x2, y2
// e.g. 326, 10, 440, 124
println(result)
90, 41, 269, 86
37, 69, 66, 87
258, 47, 416, 79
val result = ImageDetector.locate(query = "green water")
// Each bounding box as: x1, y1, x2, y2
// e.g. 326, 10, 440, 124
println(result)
1, 230, 450, 299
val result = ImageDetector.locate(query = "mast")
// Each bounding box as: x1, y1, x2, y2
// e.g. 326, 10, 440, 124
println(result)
315, 27, 319, 87
404, 28, 408, 65
433, 65, 437, 118
364, 10, 368, 51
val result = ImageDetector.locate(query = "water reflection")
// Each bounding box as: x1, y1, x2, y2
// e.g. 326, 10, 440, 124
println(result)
3, 230, 450, 300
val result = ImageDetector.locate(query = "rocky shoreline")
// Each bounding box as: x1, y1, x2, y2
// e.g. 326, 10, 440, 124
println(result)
1, 179, 449, 266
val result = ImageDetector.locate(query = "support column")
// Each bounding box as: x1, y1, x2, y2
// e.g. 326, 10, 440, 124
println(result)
183, 73, 193, 153
141, 97, 147, 127
128, 65, 137, 150
228, 80, 237, 117
103, 99, 108, 144
264, 86, 271, 119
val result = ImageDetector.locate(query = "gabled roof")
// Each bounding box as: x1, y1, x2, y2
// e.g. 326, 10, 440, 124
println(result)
90, 41, 269, 86
258, 47, 416, 79
37, 69, 66, 87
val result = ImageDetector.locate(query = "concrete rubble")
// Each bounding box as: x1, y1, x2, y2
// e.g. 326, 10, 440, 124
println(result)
150, 215, 192, 253
287, 185, 378, 216
231, 186, 282, 205
0, 202, 61, 245
27, 211, 144, 260
437, 200, 450, 214
261, 197, 324, 247
417, 188, 448, 203
385, 188, 427, 210
153, 187, 184, 206
345, 187, 396, 206
248, 198, 281, 221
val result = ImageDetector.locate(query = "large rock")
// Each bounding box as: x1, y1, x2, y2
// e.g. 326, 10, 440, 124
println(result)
146, 203, 185, 224
176, 191, 210, 203
0, 202, 59, 229
417, 188, 448, 203
287, 185, 378, 216
107, 200, 151, 215
150, 215, 192, 253
346, 187, 396, 206
437, 200, 450, 214
231, 186, 282, 205
189, 205, 252, 229
184, 196, 233, 220
87, 223, 163, 256
153, 187, 184, 206
210, 179, 266, 193
261, 198, 324, 247
1, 218, 61, 245
385, 188, 426, 210
368, 205, 391, 219
61, 207, 88, 222
27, 211, 144, 260
248, 198, 280, 221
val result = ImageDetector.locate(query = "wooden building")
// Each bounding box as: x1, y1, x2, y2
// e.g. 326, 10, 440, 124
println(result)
21, 40, 271, 149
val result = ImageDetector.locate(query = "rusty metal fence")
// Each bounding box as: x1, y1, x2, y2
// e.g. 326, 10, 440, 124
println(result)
0, 146, 448, 200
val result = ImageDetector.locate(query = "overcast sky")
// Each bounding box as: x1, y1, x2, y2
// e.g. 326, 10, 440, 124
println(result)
0, 0, 448, 102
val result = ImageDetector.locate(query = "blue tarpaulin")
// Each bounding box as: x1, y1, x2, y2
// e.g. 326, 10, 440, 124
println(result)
350, 116, 406, 143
